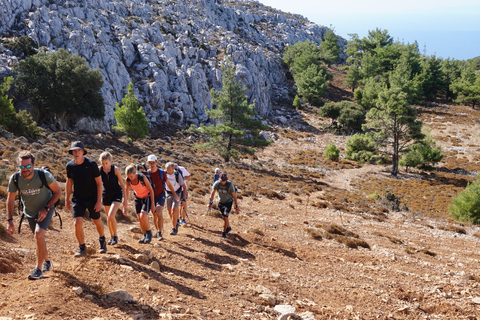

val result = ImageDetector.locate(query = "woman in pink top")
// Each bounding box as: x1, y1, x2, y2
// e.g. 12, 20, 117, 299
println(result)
124, 165, 155, 244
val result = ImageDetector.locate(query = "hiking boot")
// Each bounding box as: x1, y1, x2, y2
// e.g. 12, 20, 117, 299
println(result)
225, 227, 232, 235
176, 219, 180, 229
180, 218, 186, 226
108, 236, 118, 245
157, 232, 163, 240
28, 267, 44, 280
170, 228, 178, 235
221, 231, 227, 238
138, 235, 146, 244
41, 260, 52, 272
144, 231, 152, 244
73, 246, 87, 258
99, 237, 107, 254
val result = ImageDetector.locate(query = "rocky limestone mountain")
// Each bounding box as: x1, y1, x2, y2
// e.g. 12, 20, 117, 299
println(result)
0, 0, 345, 132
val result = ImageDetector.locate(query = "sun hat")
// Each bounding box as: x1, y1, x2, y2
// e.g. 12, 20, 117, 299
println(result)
68, 141, 87, 155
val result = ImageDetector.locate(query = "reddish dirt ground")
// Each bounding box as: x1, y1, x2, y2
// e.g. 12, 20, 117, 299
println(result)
1, 79, 480, 319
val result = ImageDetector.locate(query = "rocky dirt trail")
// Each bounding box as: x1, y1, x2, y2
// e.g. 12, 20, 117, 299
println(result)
1, 102, 480, 319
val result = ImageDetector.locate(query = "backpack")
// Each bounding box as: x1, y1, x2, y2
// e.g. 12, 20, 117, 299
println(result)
226, 181, 238, 193
128, 168, 154, 189
148, 168, 165, 190
174, 168, 183, 185
12, 166, 62, 233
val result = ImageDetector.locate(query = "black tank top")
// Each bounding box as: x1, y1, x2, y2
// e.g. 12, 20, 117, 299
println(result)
100, 165, 122, 194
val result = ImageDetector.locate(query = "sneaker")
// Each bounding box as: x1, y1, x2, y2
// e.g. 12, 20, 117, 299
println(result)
144, 231, 152, 244
138, 235, 146, 244
225, 227, 232, 234
221, 232, 227, 238
41, 260, 52, 272
170, 228, 178, 235
73, 246, 87, 258
157, 232, 163, 240
108, 236, 118, 245
28, 267, 44, 280
180, 218, 186, 226
99, 237, 107, 254
176, 220, 180, 229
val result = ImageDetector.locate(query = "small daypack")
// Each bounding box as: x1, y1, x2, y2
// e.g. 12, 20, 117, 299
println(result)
12, 166, 62, 233
128, 169, 154, 189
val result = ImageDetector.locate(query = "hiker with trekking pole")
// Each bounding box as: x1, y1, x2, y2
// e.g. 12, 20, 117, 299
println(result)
208, 172, 240, 238
6, 151, 62, 280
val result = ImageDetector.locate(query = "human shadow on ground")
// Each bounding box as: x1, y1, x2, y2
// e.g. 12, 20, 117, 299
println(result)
54, 270, 161, 317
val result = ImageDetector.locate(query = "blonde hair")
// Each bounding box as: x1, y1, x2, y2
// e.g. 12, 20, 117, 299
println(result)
125, 164, 137, 175
99, 151, 112, 162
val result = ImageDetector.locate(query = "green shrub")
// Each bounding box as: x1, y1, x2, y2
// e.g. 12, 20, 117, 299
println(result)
449, 180, 480, 224
324, 142, 340, 161
2, 36, 38, 58
114, 82, 149, 140
0, 77, 41, 138
14, 48, 104, 124
292, 95, 301, 109
319, 101, 365, 131
345, 133, 378, 162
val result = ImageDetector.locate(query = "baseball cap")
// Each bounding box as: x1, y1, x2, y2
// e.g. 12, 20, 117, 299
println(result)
68, 141, 87, 155
147, 154, 157, 162
220, 173, 228, 181
215, 168, 220, 173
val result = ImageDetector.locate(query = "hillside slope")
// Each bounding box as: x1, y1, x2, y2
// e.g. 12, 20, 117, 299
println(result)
1, 90, 480, 319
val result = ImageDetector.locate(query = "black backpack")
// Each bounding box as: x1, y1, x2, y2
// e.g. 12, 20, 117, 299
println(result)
12, 166, 62, 233
128, 166, 154, 188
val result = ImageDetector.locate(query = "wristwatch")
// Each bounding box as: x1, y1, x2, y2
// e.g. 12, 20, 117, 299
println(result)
44, 206, 50, 211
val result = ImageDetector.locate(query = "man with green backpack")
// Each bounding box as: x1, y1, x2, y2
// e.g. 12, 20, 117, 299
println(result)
6, 151, 62, 280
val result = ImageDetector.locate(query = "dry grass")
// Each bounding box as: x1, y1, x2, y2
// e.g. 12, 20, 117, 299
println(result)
437, 225, 467, 234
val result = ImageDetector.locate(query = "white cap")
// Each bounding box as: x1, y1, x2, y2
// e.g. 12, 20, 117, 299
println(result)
147, 154, 157, 162
215, 168, 220, 173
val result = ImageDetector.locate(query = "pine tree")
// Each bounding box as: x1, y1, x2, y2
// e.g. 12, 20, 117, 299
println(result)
113, 82, 149, 140
364, 88, 424, 176
191, 59, 269, 162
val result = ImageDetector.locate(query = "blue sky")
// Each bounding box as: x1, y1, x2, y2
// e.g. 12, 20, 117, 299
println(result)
259, 0, 480, 60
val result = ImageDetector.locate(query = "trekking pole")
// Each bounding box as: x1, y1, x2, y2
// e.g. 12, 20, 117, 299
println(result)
206, 207, 211, 216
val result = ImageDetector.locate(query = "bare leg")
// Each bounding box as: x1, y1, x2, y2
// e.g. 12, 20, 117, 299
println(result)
153, 205, 163, 233
107, 202, 122, 237
34, 227, 48, 269
92, 218, 105, 237
74, 217, 85, 245
223, 216, 230, 232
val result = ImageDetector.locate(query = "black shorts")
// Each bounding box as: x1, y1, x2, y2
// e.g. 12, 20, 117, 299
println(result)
102, 191, 123, 206
218, 201, 233, 218
72, 196, 101, 220
134, 196, 151, 214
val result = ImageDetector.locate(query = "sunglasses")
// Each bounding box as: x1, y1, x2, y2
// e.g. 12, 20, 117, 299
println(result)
148, 161, 156, 165
18, 164, 32, 169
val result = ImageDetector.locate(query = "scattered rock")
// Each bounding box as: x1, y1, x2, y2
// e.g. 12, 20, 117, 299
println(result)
72, 287, 83, 295
134, 254, 149, 263
274, 305, 295, 315
259, 293, 276, 306
151, 261, 160, 271
106, 290, 133, 301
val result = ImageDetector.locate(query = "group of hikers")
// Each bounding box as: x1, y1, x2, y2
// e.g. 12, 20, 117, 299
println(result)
5, 141, 240, 280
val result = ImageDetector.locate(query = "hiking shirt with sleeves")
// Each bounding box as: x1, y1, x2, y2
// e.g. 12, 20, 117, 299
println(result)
149, 169, 167, 197
7, 169, 54, 219
66, 157, 101, 200
129, 176, 150, 199
165, 171, 184, 193
213, 180, 235, 204
100, 165, 122, 195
